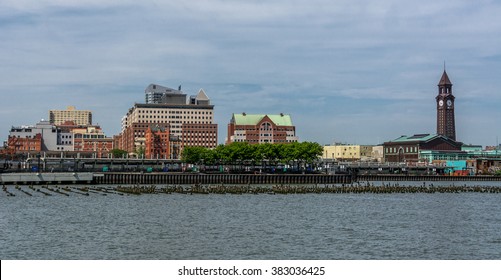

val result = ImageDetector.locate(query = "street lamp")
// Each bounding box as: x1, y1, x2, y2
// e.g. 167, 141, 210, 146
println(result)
37, 153, 41, 173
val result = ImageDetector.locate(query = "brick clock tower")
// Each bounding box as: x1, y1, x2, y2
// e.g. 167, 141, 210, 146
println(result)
436, 70, 456, 140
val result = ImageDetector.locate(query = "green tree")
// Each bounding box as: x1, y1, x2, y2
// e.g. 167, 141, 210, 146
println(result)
111, 149, 128, 158
181, 146, 207, 164
136, 146, 145, 158
180, 141, 323, 172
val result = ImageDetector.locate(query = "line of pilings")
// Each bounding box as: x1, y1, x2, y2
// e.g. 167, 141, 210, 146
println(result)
356, 175, 501, 182
93, 173, 354, 185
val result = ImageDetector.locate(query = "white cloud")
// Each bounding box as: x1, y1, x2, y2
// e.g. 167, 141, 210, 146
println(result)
1, 0, 501, 146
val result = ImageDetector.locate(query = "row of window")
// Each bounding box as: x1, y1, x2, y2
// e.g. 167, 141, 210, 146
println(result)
235, 134, 288, 137
236, 127, 294, 131
183, 142, 217, 146
184, 134, 216, 137
233, 139, 296, 143
132, 120, 212, 125
385, 147, 418, 154
74, 134, 107, 139
138, 115, 211, 120
16, 147, 38, 151
137, 110, 212, 115
11, 135, 39, 139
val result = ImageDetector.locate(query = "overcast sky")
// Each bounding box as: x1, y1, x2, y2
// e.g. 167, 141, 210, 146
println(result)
1, 0, 500, 146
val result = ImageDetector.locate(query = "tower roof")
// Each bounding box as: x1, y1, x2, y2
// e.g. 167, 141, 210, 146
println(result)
232, 113, 293, 126
438, 70, 452, 86
196, 88, 209, 100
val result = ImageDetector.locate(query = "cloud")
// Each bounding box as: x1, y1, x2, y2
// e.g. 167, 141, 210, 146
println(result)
1, 0, 501, 146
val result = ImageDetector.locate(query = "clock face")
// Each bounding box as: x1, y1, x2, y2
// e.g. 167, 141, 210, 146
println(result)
438, 100, 444, 107
447, 100, 452, 106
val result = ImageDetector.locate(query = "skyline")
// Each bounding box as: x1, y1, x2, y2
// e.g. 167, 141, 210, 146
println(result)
1, 1, 501, 146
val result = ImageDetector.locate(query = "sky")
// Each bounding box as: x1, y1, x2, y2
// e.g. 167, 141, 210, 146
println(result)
1, 0, 500, 147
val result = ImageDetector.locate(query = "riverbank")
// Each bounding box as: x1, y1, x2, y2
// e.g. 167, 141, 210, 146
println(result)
2, 172, 501, 185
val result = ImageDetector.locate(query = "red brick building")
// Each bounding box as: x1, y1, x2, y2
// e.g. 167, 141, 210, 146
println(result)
73, 136, 113, 158
7, 134, 42, 153
226, 113, 298, 144
145, 124, 170, 159
182, 123, 218, 148
60, 122, 114, 158
114, 122, 152, 155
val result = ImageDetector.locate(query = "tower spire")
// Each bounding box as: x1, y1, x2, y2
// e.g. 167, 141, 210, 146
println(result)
438, 69, 452, 86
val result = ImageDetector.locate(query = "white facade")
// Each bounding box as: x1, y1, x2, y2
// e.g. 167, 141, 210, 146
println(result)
9, 121, 74, 152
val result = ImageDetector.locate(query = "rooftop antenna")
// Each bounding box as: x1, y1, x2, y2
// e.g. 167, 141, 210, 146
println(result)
444, 60, 446, 71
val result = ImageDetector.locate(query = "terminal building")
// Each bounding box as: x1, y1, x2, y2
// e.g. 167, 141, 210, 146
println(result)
383, 133, 463, 163
384, 69, 464, 163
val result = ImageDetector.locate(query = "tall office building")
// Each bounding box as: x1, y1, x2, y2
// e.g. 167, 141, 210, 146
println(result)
49, 106, 92, 126
115, 85, 218, 159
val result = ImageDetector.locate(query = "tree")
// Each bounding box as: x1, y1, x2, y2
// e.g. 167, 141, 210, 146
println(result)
179, 142, 323, 172
111, 149, 128, 158
181, 146, 207, 164
136, 146, 145, 158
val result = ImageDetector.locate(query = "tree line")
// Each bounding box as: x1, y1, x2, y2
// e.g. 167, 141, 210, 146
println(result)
181, 142, 323, 165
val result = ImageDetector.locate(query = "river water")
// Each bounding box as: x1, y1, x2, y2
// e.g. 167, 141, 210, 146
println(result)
1, 182, 501, 259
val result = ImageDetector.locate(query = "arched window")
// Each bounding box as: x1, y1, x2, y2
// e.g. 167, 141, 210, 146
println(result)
260, 122, 272, 131
259, 122, 273, 143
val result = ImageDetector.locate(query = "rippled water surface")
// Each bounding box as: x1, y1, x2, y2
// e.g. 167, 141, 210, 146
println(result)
1, 183, 501, 259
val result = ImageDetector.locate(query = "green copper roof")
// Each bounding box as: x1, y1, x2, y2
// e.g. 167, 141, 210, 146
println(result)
391, 134, 438, 143
232, 113, 293, 126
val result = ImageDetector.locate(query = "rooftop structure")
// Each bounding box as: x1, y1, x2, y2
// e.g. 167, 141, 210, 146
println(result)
145, 84, 184, 104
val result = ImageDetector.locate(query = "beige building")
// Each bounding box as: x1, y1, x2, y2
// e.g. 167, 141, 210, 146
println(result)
49, 106, 92, 126
323, 144, 376, 161
115, 86, 217, 158
371, 146, 384, 162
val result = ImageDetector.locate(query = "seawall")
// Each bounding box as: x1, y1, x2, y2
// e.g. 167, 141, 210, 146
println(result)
356, 174, 501, 181
93, 173, 353, 185
3, 172, 501, 185
0, 172, 94, 184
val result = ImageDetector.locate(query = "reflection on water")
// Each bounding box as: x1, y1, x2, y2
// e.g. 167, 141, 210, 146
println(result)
1, 182, 501, 259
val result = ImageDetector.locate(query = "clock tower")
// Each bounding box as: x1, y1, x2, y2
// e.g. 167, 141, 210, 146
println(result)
436, 70, 456, 140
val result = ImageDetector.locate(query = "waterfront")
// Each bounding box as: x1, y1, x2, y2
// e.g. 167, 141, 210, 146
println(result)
1, 183, 501, 259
